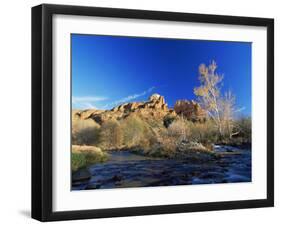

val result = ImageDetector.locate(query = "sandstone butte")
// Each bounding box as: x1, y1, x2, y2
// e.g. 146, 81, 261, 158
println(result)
73, 93, 207, 124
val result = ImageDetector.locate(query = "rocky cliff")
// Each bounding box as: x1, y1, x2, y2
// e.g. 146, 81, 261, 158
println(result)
73, 94, 206, 125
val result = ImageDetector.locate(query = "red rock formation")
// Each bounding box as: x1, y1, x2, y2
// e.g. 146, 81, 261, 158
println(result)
174, 100, 206, 122
72, 94, 206, 125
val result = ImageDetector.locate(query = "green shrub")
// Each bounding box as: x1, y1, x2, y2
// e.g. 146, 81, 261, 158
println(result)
186, 120, 218, 144
167, 117, 190, 140
235, 117, 252, 143
152, 134, 178, 157
100, 119, 123, 150
121, 115, 152, 148
146, 118, 216, 157
72, 119, 101, 145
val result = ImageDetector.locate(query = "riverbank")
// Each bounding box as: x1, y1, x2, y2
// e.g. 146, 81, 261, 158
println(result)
71, 142, 250, 172
72, 144, 251, 190
71, 141, 213, 173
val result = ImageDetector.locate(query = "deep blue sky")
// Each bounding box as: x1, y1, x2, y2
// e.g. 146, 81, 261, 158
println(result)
72, 34, 252, 116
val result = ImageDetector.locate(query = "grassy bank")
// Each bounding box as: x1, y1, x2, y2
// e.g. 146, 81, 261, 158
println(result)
71, 145, 108, 172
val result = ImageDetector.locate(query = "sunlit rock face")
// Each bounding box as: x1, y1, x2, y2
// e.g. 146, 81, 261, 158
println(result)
174, 100, 206, 122
146, 93, 168, 110
72, 94, 206, 125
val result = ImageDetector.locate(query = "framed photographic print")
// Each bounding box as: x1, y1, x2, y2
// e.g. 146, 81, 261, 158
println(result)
32, 4, 274, 221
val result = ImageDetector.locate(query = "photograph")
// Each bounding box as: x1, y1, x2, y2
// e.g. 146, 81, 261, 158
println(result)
30, 3, 274, 221
71, 34, 252, 190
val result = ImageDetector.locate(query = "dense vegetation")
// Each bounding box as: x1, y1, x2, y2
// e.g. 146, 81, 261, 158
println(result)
73, 115, 251, 149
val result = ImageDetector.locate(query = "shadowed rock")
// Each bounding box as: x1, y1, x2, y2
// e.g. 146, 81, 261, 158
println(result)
174, 99, 206, 122
72, 169, 91, 182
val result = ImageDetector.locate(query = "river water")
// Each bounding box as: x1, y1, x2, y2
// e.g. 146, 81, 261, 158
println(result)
72, 145, 251, 190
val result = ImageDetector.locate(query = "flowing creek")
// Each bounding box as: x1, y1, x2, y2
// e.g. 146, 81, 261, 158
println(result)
72, 145, 251, 190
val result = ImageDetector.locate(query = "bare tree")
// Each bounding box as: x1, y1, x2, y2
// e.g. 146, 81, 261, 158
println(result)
194, 60, 239, 138
194, 60, 223, 135
219, 91, 239, 138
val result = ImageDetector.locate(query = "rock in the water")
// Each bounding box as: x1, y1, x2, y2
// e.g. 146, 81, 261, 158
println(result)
112, 174, 122, 182
72, 169, 91, 182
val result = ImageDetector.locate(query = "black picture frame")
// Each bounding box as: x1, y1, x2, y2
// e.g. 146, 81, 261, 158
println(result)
32, 3, 274, 222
